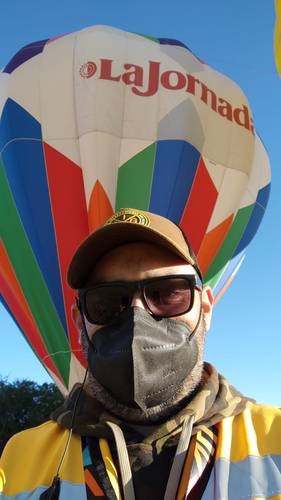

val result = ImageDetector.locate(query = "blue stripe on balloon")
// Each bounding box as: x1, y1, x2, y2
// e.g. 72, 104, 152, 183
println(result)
213, 251, 245, 298
234, 184, 271, 258
0, 98, 41, 152
149, 140, 200, 224
158, 38, 189, 50
3, 39, 49, 74
213, 183, 270, 296
0, 99, 68, 335
256, 183, 270, 208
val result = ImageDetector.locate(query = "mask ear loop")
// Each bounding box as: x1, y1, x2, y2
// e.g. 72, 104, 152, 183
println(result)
76, 296, 92, 346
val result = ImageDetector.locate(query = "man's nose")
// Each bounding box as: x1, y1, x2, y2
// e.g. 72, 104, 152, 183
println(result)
130, 290, 146, 309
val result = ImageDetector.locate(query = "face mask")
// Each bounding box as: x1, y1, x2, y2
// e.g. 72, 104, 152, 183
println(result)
86, 307, 199, 411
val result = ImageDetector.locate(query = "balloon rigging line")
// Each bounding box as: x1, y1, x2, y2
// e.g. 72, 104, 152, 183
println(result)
41, 348, 84, 361
0, 137, 42, 156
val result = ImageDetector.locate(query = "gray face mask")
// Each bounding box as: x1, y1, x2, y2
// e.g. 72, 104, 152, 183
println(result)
86, 307, 199, 410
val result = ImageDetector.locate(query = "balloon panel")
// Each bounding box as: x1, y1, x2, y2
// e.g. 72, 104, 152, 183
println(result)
158, 38, 189, 49
0, 100, 88, 390
150, 141, 201, 223
0, 242, 62, 380
3, 40, 49, 74
88, 180, 114, 232
179, 158, 218, 254
233, 185, 270, 257
116, 143, 156, 211
0, 26, 271, 392
0, 99, 67, 332
0, 157, 71, 385
42, 142, 89, 367
213, 252, 246, 304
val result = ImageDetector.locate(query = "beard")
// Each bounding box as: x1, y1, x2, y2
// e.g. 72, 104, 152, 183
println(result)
81, 315, 207, 424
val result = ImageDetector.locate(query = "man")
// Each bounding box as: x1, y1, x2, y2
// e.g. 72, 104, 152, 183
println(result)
1, 208, 281, 499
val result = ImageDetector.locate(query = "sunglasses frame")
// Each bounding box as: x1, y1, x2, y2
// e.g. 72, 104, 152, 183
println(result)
78, 274, 203, 325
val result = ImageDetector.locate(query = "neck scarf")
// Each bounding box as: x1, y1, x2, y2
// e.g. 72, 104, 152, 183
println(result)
52, 363, 252, 439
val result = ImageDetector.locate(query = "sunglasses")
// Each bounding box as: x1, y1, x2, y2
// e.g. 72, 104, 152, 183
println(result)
78, 274, 202, 325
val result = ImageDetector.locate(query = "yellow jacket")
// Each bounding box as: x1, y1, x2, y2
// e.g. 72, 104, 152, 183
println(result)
1, 402, 281, 499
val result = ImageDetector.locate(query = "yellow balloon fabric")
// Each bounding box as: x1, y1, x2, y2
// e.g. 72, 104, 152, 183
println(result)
0, 468, 6, 491
274, 0, 281, 76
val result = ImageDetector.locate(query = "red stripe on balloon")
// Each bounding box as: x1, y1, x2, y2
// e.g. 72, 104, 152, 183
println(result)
88, 180, 114, 233
47, 33, 70, 44
0, 241, 63, 380
180, 157, 218, 254
196, 214, 234, 276
44, 143, 88, 367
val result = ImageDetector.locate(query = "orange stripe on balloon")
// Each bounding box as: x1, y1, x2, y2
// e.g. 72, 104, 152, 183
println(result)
0, 241, 63, 381
88, 180, 114, 233
197, 215, 233, 276
84, 469, 105, 496
214, 273, 236, 304
44, 143, 89, 368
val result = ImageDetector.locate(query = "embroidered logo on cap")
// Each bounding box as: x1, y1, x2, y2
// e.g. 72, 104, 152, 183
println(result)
106, 209, 150, 226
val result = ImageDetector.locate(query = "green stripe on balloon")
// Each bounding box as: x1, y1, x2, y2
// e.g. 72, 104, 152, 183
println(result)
0, 159, 70, 385
205, 262, 229, 293
134, 33, 159, 43
115, 143, 156, 210
205, 204, 254, 289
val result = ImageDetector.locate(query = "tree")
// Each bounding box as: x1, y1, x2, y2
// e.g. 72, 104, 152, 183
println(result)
0, 378, 64, 455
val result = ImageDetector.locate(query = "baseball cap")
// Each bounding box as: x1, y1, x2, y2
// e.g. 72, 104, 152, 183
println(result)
67, 208, 202, 289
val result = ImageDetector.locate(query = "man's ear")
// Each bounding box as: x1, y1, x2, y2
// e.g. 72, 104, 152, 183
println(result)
71, 303, 83, 332
202, 285, 214, 332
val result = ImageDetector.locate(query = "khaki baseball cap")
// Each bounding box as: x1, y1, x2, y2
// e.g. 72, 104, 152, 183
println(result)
67, 208, 201, 289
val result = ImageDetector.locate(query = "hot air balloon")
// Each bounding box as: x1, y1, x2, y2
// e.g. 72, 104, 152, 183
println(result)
0, 26, 271, 394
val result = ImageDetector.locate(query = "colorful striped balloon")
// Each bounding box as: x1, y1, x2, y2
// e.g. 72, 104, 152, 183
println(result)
0, 26, 271, 393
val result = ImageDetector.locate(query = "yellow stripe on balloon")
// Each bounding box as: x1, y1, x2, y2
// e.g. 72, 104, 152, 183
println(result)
274, 0, 281, 76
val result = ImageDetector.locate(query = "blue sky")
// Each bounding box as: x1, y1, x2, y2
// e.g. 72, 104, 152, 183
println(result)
0, 0, 280, 406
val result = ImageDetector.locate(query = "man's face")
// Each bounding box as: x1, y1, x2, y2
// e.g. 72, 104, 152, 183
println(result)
83, 241, 212, 336
73, 241, 213, 421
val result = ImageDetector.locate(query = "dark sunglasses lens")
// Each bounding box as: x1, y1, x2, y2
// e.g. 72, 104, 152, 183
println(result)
144, 278, 193, 317
85, 286, 131, 324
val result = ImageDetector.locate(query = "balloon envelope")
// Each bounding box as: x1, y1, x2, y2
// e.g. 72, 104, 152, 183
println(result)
0, 26, 271, 393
